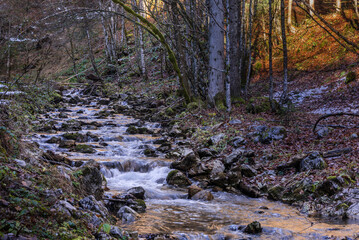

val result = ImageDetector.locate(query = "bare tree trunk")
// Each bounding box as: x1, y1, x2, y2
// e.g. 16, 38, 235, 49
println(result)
269, 0, 275, 111
245, 0, 254, 97
120, 6, 127, 47
309, 0, 315, 16
6, 41, 11, 82
86, 28, 100, 77
354, 0, 359, 20
138, 0, 147, 79
208, 0, 225, 105
336, 0, 341, 12
288, 0, 293, 31
226, 0, 231, 112
229, 0, 239, 98
238, 0, 246, 93
280, 0, 288, 105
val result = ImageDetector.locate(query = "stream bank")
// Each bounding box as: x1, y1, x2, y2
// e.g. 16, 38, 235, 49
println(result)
22, 86, 359, 239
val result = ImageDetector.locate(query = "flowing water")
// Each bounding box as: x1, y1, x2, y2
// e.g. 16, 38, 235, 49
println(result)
29, 89, 359, 239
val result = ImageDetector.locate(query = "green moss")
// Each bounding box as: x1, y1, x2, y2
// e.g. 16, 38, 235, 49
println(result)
74, 145, 95, 154
246, 97, 279, 114
345, 71, 356, 84
166, 170, 178, 181
62, 133, 80, 140
165, 107, 175, 116
336, 203, 349, 210
135, 199, 146, 208
187, 102, 199, 111
126, 126, 138, 134
214, 93, 226, 111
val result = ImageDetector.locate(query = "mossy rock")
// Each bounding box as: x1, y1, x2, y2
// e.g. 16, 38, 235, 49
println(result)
166, 170, 191, 187
268, 185, 284, 200
135, 199, 146, 209
214, 92, 227, 111
74, 144, 96, 154
63, 132, 81, 141
50, 92, 63, 104
246, 97, 279, 114
345, 71, 356, 84
126, 126, 138, 134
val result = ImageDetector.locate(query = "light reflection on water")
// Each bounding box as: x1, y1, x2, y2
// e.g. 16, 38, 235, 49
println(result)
29, 91, 359, 239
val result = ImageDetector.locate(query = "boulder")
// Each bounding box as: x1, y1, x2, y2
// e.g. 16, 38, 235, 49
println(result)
191, 190, 214, 201
224, 149, 245, 166
300, 152, 326, 172
229, 136, 246, 148
117, 206, 140, 224
54, 200, 77, 217
268, 185, 284, 200
197, 148, 217, 159
241, 164, 257, 178
346, 203, 359, 219
127, 187, 146, 200
188, 185, 203, 199
79, 161, 104, 200
166, 170, 191, 187
74, 144, 96, 154
59, 139, 76, 148
208, 133, 225, 145
79, 195, 109, 217
243, 221, 262, 234
170, 149, 199, 171
61, 120, 82, 131
46, 136, 60, 144
316, 127, 329, 138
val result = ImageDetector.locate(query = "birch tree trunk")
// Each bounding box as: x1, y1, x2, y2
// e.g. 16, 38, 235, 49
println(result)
309, 0, 315, 16
288, 0, 293, 30
138, 0, 147, 79
86, 28, 100, 77
208, 0, 225, 106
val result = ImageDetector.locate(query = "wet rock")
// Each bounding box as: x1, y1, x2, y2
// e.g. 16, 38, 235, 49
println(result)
79, 195, 109, 217
166, 170, 191, 187
153, 137, 170, 145
98, 98, 110, 105
346, 203, 359, 219
126, 126, 152, 134
59, 139, 76, 148
229, 136, 246, 148
208, 133, 225, 145
191, 190, 214, 201
168, 125, 186, 138
238, 182, 260, 198
143, 148, 158, 157
61, 120, 82, 131
58, 112, 68, 118
351, 133, 358, 139
74, 144, 96, 154
117, 206, 140, 224
316, 178, 341, 196
46, 136, 60, 144
241, 164, 257, 177
243, 221, 262, 234
62, 132, 87, 142
276, 153, 307, 173
68, 96, 81, 104
268, 185, 284, 200
127, 187, 146, 200
170, 149, 199, 171
188, 185, 203, 199
316, 127, 329, 138
79, 161, 104, 200
156, 143, 171, 153
300, 152, 326, 172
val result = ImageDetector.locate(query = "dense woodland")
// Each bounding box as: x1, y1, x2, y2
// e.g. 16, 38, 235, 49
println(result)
1, 0, 359, 239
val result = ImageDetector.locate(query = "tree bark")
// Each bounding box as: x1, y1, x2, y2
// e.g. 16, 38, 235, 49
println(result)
269, 0, 275, 111
226, 0, 231, 112
280, 0, 288, 105
228, 0, 239, 98
208, 0, 225, 105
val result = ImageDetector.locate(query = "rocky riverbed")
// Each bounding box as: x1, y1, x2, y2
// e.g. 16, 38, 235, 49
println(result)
18, 86, 359, 239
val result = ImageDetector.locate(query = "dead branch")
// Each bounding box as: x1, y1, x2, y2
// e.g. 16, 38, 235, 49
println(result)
313, 112, 359, 134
